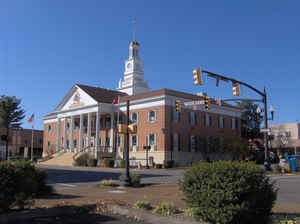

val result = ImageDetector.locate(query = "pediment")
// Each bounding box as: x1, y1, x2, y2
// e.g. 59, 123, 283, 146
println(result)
55, 86, 97, 112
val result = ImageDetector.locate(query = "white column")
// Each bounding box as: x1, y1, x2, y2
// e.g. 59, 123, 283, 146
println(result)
95, 107, 100, 158
87, 112, 91, 151
56, 118, 61, 152
63, 117, 67, 152
70, 116, 74, 152
79, 114, 83, 152
110, 112, 114, 152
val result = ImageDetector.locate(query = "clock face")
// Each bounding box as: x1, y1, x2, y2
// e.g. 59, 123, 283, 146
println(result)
127, 63, 132, 70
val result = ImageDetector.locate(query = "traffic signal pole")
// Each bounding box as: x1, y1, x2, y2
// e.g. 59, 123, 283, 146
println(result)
198, 69, 271, 170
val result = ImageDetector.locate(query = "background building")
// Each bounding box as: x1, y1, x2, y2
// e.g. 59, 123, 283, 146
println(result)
270, 122, 300, 154
0, 128, 43, 160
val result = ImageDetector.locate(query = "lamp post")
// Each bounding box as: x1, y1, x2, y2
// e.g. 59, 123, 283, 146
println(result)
193, 68, 274, 170
122, 100, 131, 186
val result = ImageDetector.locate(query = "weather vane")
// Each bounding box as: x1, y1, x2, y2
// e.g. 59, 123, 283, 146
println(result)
132, 18, 136, 41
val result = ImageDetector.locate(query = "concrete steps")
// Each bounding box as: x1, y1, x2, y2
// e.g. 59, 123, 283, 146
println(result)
40, 152, 76, 167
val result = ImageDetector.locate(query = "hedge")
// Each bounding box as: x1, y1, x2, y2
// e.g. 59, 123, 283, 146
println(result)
180, 161, 277, 224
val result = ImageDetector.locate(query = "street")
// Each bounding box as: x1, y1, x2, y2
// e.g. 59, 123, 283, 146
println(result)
39, 165, 300, 206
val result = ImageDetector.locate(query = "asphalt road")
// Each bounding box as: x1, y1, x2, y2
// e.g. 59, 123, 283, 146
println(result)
39, 165, 300, 206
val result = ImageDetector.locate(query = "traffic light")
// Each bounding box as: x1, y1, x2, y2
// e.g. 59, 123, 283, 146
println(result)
175, 100, 181, 112
128, 124, 137, 134
204, 96, 210, 110
118, 124, 127, 134
233, 83, 240, 96
193, 68, 203, 85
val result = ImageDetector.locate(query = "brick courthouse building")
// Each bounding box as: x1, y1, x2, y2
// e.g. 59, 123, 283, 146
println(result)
43, 41, 242, 166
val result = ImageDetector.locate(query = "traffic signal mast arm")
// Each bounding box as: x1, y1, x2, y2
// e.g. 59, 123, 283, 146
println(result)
202, 69, 265, 97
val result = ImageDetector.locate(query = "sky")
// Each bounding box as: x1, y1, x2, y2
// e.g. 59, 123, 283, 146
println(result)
0, 0, 299, 130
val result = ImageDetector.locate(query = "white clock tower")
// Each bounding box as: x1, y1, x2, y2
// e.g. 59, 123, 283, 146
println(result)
117, 41, 150, 95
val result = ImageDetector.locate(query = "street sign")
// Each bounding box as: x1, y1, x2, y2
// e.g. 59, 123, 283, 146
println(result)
260, 128, 270, 133
143, 146, 151, 150
184, 100, 204, 106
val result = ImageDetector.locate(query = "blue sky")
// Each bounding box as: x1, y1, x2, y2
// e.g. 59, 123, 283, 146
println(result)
0, 0, 299, 130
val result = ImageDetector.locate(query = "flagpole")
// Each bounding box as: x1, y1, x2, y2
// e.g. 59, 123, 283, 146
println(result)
116, 96, 120, 155
31, 120, 34, 161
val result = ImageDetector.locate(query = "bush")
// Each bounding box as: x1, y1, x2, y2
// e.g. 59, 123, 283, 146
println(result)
99, 179, 118, 187
155, 164, 162, 169
153, 202, 178, 216
120, 160, 125, 168
104, 158, 114, 168
119, 173, 141, 187
87, 158, 97, 167
180, 161, 277, 224
74, 153, 90, 166
0, 160, 53, 213
134, 200, 152, 210
163, 160, 175, 168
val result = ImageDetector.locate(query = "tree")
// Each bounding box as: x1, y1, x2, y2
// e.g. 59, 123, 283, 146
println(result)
240, 102, 263, 140
0, 95, 25, 160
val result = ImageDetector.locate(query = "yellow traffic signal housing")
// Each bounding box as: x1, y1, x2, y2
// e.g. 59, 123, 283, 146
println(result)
118, 124, 127, 134
128, 124, 137, 134
193, 68, 203, 85
233, 83, 240, 96
175, 100, 181, 112
204, 96, 210, 110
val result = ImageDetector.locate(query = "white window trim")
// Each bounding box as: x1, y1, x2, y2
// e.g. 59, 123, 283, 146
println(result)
148, 110, 157, 123
131, 112, 139, 124
231, 118, 236, 130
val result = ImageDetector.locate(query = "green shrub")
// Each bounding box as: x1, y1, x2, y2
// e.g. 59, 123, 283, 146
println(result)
104, 158, 114, 168
155, 164, 162, 169
99, 179, 118, 187
134, 200, 152, 210
87, 158, 97, 167
0, 160, 53, 214
74, 153, 90, 166
180, 161, 277, 224
163, 160, 175, 168
153, 202, 178, 216
120, 160, 125, 168
119, 173, 141, 187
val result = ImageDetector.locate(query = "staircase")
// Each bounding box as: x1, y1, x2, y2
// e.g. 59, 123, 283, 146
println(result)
39, 152, 76, 167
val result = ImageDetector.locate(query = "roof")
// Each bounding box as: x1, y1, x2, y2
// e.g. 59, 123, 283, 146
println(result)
119, 88, 240, 110
76, 84, 127, 104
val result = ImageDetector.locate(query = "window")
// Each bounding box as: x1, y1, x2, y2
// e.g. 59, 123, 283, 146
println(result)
47, 141, 51, 151
39, 139, 42, 145
118, 136, 122, 152
105, 137, 110, 146
172, 109, 180, 123
146, 134, 157, 151
189, 136, 197, 152
172, 133, 180, 151
66, 122, 70, 130
66, 140, 69, 148
25, 140, 28, 146
131, 112, 138, 124
231, 118, 237, 129
47, 125, 52, 133
130, 135, 139, 151
218, 116, 225, 128
205, 114, 212, 126
74, 121, 79, 129
73, 140, 77, 148
189, 112, 196, 125
148, 110, 157, 122
105, 117, 111, 128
